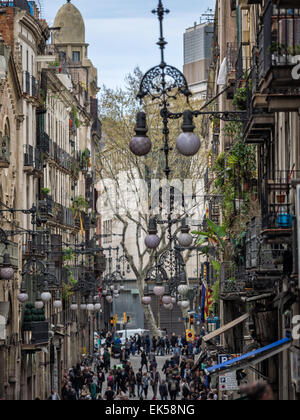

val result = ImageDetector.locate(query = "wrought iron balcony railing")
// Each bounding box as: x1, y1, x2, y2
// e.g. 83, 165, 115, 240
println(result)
259, 2, 300, 97
261, 170, 300, 231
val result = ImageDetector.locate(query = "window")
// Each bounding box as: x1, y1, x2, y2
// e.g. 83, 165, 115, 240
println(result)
72, 51, 80, 62
103, 220, 112, 244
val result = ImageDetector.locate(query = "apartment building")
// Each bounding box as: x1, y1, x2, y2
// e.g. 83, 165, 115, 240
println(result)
200, 0, 300, 400
0, 0, 101, 400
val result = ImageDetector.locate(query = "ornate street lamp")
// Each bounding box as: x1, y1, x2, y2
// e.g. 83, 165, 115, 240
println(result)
80, 297, 87, 311
0, 252, 14, 280
145, 217, 161, 250
41, 281, 52, 302
53, 291, 63, 309
87, 295, 95, 312
177, 218, 193, 248
71, 295, 78, 311
18, 279, 29, 303
130, 112, 152, 156
35, 292, 44, 310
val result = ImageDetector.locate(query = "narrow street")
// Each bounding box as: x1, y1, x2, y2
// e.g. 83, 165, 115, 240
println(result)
0, 0, 299, 402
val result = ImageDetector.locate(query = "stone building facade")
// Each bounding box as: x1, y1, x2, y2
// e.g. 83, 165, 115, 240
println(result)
0, 0, 101, 400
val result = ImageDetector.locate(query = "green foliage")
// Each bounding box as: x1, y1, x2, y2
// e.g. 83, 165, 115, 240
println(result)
233, 87, 247, 110
41, 187, 50, 196
62, 283, 74, 301
72, 106, 83, 128
212, 122, 256, 229
70, 196, 88, 218
212, 280, 220, 304
63, 248, 75, 262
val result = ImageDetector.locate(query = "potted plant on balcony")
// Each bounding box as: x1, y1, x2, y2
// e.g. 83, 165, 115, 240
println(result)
41, 187, 50, 199
233, 87, 247, 110
80, 148, 90, 173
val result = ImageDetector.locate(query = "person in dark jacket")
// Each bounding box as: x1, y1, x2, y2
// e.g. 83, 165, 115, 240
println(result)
159, 380, 169, 401
141, 350, 148, 372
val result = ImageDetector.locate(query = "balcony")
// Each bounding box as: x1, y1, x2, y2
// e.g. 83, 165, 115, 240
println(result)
261, 170, 300, 243
37, 131, 50, 154
37, 196, 53, 223
246, 216, 288, 279
24, 145, 43, 175
22, 322, 49, 350
0, 134, 10, 168
259, 3, 300, 111
22, 232, 46, 259
48, 139, 76, 175
243, 56, 275, 144
51, 203, 75, 228
220, 263, 247, 301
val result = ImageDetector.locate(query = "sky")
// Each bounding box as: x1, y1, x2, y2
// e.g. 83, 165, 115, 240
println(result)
43, 0, 215, 90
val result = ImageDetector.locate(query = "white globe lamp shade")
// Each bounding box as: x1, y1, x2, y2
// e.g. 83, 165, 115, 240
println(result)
142, 296, 152, 305
162, 295, 172, 305
102, 289, 108, 296
80, 303, 87, 310
145, 234, 160, 250
181, 300, 190, 309
153, 285, 165, 297
18, 293, 29, 303
54, 300, 62, 309
119, 285, 125, 291
171, 297, 176, 304
94, 303, 101, 310
114, 294, 120, 299
178, 284, 189, 297
176, 132, 201, 156
0, 267, 14, 280
106, 296, 113, 303
35, 300, 44, 310
41, 292, 52, 302
178, 233, 193, 248
87, 303, 95, 311
177, 300, 183, 307
71, 304, 78, 311
164, 303, 173, 311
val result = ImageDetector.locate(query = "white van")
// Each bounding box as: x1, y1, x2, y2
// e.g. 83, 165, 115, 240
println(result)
116, 329, 150, 345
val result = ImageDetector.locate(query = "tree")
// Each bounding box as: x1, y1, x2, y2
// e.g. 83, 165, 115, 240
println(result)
96, 67, 207, 335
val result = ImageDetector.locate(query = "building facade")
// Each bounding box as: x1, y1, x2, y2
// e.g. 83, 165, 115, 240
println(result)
200, 0, 300, 400
0, 0, 102, 400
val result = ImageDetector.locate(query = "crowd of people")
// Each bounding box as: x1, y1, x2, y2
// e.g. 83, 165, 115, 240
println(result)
48, 329, 275, 401
55, 328, 221, 401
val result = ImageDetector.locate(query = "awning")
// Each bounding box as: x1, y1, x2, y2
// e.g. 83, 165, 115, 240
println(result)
203, 313, 250, 343
206, 337, 292, 377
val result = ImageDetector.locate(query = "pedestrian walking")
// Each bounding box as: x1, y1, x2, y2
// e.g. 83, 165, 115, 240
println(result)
159, 380, 169, 401
141, 350, 148, 372
142, 372, 150, 400
150, 367, 161, 400
168, 376, 179, 401
136, 368, 143, 398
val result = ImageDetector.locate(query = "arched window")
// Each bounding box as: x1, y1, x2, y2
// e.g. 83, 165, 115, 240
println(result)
0, 118, 10, 166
